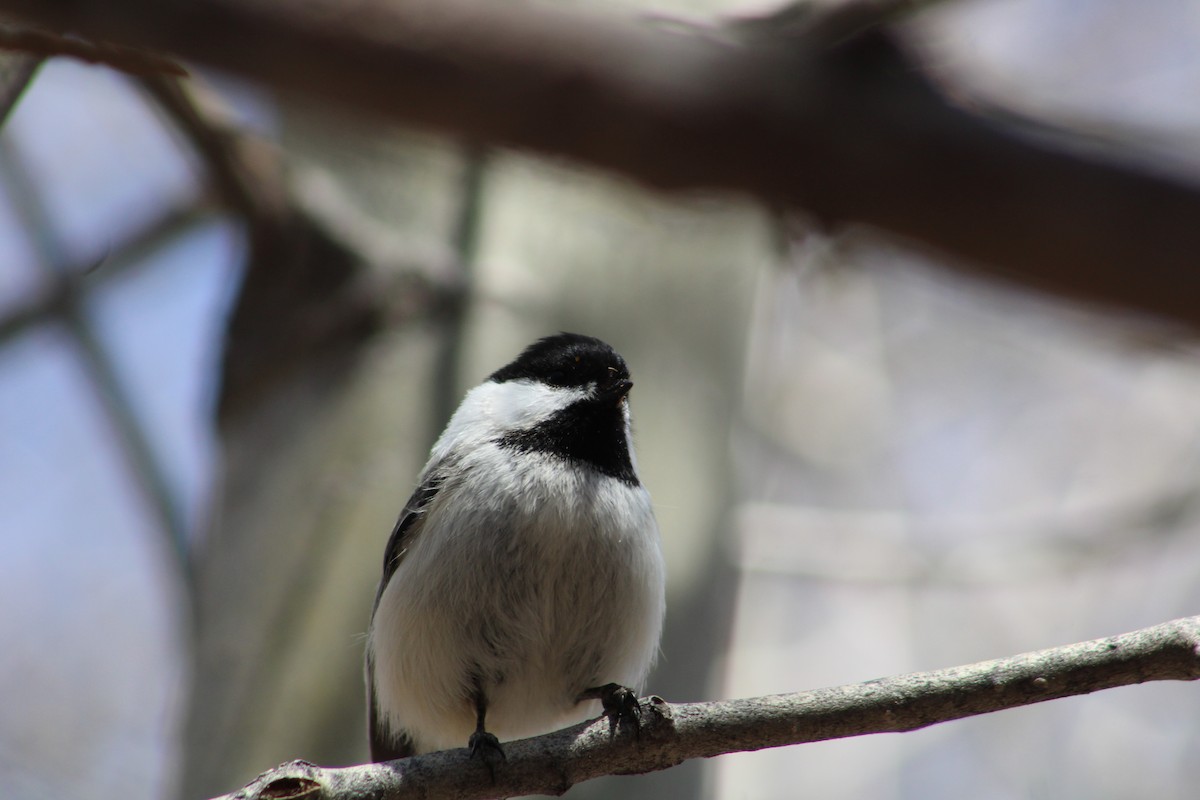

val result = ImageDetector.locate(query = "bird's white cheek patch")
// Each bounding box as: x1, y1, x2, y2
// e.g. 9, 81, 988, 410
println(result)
474, 380, 587, 431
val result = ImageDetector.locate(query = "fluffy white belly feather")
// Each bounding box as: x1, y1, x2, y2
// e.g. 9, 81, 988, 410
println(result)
369, 447, 665, 754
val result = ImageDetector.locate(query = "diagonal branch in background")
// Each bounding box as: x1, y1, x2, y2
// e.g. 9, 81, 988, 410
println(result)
137, 75, 382, 420
137, 76, 463, 420
7, 0, 1200, 330
213, 616, 1200, 800
0, 23, 185, 75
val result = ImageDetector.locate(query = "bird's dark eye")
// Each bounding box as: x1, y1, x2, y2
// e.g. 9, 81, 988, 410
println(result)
545, 355, 583, 386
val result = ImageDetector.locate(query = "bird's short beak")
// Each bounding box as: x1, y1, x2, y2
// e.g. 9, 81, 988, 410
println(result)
603, 378, 633, 405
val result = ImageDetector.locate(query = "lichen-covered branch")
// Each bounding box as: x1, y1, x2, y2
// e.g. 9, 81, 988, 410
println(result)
212, 616, 1200, 800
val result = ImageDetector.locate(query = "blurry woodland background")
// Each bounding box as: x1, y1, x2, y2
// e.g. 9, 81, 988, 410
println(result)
3, 1, 1200, 799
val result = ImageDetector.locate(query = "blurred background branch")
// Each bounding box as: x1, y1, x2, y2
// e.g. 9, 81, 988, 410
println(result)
135, 73, 466, 418
0, 22, 185, 77
5, 0, 1200, 329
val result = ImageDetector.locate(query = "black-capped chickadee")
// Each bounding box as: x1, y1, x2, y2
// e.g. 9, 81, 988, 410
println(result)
366, 333, 666, 763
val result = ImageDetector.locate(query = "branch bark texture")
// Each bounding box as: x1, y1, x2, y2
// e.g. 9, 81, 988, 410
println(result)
7, 0, 1200, 329
213, 616, 1200, 800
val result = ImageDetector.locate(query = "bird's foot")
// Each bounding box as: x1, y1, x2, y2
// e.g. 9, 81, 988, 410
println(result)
468, 729, 505, 780
577, 682, 642, 738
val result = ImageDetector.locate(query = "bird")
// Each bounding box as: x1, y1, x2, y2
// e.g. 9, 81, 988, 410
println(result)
365, 332, 666, 765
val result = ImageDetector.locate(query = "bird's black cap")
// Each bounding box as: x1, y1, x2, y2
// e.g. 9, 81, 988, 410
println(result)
489, 333, 630, 391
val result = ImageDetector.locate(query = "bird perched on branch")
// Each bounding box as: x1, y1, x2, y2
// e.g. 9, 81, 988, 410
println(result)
366, 333, 666, 765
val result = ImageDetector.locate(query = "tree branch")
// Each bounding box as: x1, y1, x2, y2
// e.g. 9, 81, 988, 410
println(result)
0, 22, 185, 75
6, 0, 1200, 330
212, 616, 1200, 800
132, 75, 466, 418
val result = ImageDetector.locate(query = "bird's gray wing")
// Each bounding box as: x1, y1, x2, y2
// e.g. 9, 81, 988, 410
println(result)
367, 649, 415, 762
367, 471, 445, 762
373, 473, 445, 610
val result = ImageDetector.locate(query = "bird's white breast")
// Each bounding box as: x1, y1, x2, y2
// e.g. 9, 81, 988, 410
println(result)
369, 440, 665, 754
